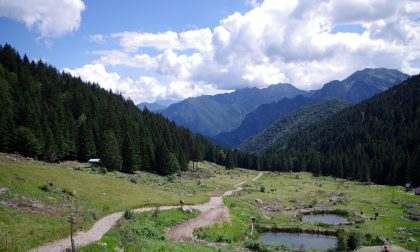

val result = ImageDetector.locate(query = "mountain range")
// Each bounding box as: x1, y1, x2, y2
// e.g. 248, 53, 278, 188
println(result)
266, 74, 420, 185
161, 84, 305, 136
212, 68, 409, 147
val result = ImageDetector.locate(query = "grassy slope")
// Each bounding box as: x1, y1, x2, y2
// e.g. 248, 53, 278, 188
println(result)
198, 172, 420, 251
0, 154, 254, 251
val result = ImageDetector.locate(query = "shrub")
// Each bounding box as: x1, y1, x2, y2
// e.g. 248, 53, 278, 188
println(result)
166, 174, 175, 182
260, 186, 266, 193
347, 231, 362, 250
336, 234, 347, 251
123, 209, 135, 220
62, 188, 74, 197
244, 240, 269, 252
100, 167, 107, 174
130, 177, 138, 184
39, 182, 54, 192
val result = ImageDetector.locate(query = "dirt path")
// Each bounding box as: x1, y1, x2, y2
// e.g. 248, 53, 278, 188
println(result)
166, 172, 263, 242
30, 172, 263, 252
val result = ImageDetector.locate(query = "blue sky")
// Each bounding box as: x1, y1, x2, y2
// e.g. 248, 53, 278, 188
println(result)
0, 0, 251, 69
0, 0, 419, 103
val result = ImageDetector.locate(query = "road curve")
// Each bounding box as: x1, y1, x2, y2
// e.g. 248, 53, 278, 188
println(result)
30, 172, 263, 252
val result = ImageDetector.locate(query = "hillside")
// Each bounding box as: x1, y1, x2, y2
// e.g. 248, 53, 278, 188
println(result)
161, 84, 306, 136
213, 95, 322, 147
267, 74, 420, 185
213, 68, 409, 148
238, 99, 350, 152
0, 44, 219, 175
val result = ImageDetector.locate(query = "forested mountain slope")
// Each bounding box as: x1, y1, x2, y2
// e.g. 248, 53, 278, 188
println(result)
266, 74, 420, 185
0, 44, 219, 175
238, 99, 350, 152
161, 84, 306, 136
213, 68, 409, 148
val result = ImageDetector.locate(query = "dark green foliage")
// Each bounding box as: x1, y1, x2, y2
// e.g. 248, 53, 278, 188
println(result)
99, 130, 123, 171
123, 209, 135, 220
243, 240, 270, 252
336, 234, 347, 252
265, 75, 420, 186
214, 68, 408, 148
239, 99, 350, 152
13, 126, 41, 157
347, 231, 362, 250
224, 149, 235, 169
0, 44, 221, 175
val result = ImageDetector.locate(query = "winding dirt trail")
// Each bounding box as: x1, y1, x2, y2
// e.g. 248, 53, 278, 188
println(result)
30, 172, 263, 252
166, 172, 262, 242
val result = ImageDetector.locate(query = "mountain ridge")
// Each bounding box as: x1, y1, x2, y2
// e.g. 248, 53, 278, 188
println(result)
213, 68, 409, 147
161, 83, 306, 136
238, 99, 350, 152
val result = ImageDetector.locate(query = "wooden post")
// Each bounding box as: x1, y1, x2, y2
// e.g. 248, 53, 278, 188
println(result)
250, 216, 256, 235
68, 217, 76, 252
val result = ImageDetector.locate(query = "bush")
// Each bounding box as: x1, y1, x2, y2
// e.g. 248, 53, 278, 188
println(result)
130, 177, 138, 184
260, 186, 266, 193
39, 183, 53, 192
137, 226, 165, 240
244, 240, 269, 252
336, 234, 347, 251
123, 209, 135, 220
62, 188, 74, 197
100, 167, 107, 174
166, 174, 175, 182
347, 231, 362, 250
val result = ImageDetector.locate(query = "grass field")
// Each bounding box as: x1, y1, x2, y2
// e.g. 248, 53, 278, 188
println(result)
80, 208, 232, 252
0, 153, 254, 251
197, 172, 420, 251
1, 153, 419, 251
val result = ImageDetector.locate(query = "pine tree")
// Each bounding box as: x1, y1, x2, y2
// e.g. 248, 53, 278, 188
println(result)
99, 130, 122, 171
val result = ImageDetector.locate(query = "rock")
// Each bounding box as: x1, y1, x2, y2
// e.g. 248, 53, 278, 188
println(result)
407, 209, 420, 216
32, 202, 44, 209
184, 209, 193, 214
0, 187, 10, 194
255, 198, 264, 204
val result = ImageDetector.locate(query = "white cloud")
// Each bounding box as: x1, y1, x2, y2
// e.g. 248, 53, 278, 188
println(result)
68, 0, 420, 102
0, 0, 85, 38
63, 63, 227, 102
93, 50, 157, 69
112, 28, 212, 52
88, 34, 106, 44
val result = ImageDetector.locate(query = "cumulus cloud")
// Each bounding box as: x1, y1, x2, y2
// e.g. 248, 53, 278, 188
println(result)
112, 28, 212, 52
63, 63, 227, 102
69, 0, 420, 102
0, 0, 85, 38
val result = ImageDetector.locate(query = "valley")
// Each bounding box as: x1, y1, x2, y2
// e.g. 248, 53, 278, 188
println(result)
1, 155, 418, 251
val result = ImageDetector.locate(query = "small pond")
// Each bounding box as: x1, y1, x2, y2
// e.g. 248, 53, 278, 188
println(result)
302, 214, 348, 224
259, 232, 337, 251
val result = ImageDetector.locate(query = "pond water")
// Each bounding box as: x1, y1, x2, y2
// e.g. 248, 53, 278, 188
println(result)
259, 232, 337, 251
302, 214, 348, 224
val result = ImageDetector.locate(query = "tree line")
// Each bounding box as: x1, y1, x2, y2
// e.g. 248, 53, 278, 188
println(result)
0, 44, 224, 175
